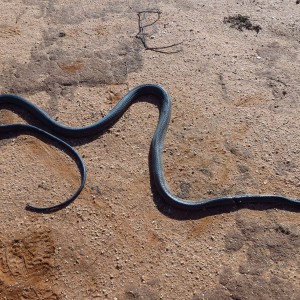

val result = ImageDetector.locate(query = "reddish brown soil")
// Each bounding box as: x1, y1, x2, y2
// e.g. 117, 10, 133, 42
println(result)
1, 1, 300, 299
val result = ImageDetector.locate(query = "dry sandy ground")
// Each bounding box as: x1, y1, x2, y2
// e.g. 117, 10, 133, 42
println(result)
1, 0, 300, 299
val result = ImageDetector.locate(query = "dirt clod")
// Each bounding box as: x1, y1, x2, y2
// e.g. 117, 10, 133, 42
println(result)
224, 14, 262, 33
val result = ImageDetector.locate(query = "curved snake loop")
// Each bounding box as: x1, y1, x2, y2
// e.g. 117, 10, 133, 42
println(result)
0, 84, 299, 213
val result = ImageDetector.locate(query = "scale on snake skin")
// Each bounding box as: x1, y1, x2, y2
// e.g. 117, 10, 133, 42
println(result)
1, 84, 299, 213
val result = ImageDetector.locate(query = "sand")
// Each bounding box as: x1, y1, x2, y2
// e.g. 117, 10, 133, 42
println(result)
1, 0, 300, 299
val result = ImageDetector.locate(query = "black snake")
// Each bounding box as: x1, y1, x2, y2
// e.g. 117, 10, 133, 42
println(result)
0, 84, 299, 213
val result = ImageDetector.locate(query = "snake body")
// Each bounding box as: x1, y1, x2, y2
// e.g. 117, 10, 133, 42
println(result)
1, 84, 299, 213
